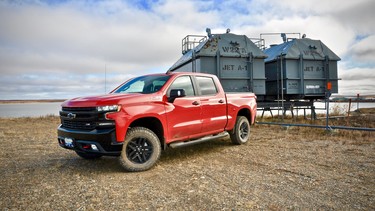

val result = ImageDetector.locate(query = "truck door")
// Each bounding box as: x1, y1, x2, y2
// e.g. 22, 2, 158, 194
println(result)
195, 76, 227, 133
165, 75, 202, 141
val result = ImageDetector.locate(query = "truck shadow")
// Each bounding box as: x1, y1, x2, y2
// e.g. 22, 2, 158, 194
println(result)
159, 138, 233, 164
52, 155, 124, 173
53, 138, 234, 173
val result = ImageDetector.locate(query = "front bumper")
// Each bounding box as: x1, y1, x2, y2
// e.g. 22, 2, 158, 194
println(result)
57, 125, 122, 156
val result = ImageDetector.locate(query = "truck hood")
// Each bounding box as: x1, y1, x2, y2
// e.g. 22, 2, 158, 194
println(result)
61, 93, 147, 107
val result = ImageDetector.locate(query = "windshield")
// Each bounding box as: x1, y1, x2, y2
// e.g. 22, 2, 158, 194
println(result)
113, 75, 171, 94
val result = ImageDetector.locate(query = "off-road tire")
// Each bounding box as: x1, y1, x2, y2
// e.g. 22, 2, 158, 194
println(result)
230, 116, 250, 145
119, 127, 161, 172
75, 151, 103, 159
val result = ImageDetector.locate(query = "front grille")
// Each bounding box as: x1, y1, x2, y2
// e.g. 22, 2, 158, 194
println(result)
60, 106, 113, 130
62, 119, 96, 130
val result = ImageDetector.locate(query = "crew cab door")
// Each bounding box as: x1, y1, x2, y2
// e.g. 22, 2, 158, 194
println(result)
195, 76, 227, 133
165, 75, 202, 142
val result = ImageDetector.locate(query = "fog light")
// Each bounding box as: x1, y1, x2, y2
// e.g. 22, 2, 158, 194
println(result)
82, 144, 90, 149
91, 144, 99, 151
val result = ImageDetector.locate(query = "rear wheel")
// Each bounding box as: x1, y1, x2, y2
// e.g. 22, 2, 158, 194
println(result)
75, 151, 102, 159
119, 127, 161, 172
230, 116, 250, 145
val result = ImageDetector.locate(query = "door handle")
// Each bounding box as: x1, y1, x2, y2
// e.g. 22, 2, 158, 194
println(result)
218, 99, 224, 103
192, 101, 200, 105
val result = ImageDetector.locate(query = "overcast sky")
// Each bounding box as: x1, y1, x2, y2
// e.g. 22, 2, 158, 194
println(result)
0, 0, 374, 99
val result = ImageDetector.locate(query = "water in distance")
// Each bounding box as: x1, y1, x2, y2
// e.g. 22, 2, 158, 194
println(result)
0, 102, 62, 118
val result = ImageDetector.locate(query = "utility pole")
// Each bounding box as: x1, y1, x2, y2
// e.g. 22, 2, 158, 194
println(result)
105, 64, 107, 93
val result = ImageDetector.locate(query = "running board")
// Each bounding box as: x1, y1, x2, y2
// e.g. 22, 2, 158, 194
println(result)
169, 132, 229, 149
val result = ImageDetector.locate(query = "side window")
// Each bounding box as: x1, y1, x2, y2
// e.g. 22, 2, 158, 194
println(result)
168, 76, 195, 97
196, 76, 218, 95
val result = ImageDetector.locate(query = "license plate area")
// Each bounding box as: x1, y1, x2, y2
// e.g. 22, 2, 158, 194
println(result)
64, 138, 74, 148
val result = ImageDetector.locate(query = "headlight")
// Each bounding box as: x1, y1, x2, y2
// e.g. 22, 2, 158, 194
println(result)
97, 105, 121, 112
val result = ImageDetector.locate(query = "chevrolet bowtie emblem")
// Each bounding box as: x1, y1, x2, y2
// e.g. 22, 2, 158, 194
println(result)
67, 113, 76, 119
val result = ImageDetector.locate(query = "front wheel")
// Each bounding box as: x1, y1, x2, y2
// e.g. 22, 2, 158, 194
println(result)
119, 127, 161, 172
230, 116, 250, 145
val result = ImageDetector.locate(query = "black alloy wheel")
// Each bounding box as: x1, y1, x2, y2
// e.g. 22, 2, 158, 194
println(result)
126, 137, 153, 164
119, 127, 161, 172
230, 116, 251, 145
239, 120, 249, 140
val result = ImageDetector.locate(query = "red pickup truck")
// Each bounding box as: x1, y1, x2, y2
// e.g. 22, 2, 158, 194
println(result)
58, 72, 257, 171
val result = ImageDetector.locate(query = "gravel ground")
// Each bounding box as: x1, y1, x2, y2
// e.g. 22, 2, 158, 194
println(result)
0, 116, 374, 210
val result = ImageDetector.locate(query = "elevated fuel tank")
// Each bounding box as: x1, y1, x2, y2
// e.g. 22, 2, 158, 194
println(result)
168, 29, 267, 100
264, 38, 340, 100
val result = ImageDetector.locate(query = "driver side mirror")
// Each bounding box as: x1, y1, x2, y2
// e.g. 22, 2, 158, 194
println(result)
168, 89, 186, 103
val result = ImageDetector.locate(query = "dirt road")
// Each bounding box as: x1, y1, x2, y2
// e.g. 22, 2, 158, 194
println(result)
0, 116, 374, 210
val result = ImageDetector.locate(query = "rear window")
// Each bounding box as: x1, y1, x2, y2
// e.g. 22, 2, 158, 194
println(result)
196, 76, 218, 95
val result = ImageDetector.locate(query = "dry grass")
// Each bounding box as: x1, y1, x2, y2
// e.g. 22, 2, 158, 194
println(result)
0, 115, 374, 210
258, 107, 375, 143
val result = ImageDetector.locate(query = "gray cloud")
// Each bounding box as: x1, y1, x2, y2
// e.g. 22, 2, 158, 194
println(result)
338, 67, 375, 95
0, 71, 132, 99
339, 67, 375, 80
331, 0, 375, 35
349, 35, 375, 63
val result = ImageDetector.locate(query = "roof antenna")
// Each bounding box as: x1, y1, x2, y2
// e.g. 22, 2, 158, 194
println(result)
104, 64, 107, 93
